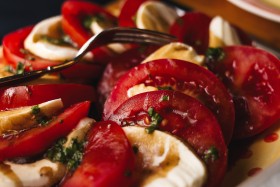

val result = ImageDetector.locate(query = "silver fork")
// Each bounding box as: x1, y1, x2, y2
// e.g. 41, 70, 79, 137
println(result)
0, 27, 176, 87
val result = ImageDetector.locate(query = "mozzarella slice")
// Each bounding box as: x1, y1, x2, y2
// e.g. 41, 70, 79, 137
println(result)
142, 42, 205, 65
24, 16, 79, 61
209, 16, 241, 47
127, 83, 158, 98
123, 126, 207, 187
136, 1, 179, 33
0, 159, 66, 187
0, 99, 63, 135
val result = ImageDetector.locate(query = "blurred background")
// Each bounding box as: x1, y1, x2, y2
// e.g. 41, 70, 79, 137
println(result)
0, 0, 112, 42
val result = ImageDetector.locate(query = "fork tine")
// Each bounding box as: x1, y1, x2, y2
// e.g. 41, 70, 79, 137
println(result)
115, 32, 176, 43
114, 28, 177, 40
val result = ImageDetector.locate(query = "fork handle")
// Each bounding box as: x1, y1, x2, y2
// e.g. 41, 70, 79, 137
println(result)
0, 70, 47, 87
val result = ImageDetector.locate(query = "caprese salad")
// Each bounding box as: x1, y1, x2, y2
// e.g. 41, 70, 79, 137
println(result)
0, 0, 279, 187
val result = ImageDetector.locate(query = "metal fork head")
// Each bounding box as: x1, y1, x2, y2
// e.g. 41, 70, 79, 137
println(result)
76, 27, 177, 59
0, 27, 176, 87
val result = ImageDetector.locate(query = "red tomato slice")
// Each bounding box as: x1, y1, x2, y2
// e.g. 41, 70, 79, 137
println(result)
0, 101, 90, 161
97, 45, 159, 105
2, 26, 61, 71
206, 46, 280, 138
61, 121, 135, 187
62, 1, 117, 64
0, 84, 96, 110
170, 12, 212, 54
109, 90, 227, 187
118, 0, 152, 27
104, 59, 235, 144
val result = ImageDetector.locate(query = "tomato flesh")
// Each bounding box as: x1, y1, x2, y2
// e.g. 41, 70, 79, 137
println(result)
61, 121, 135, 187
0, 101, 90, 161
109, 90, 227, 187
0, 84, 96, 111
170, 12, 212, 54
104, 59, 235, 144
206, 46, 280, 138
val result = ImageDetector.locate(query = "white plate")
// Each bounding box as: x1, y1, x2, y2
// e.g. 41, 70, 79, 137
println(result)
228, 0, 280, 23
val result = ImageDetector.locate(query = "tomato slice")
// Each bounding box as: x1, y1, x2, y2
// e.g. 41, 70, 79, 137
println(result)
206, 46, 280, 138
97, 45, 159, 106
2, 26, 61, 71
109, 90, 227, 187
170, 12, 211, 54
0, 84, 96, 110
0, 101, 90, 161
61, 121, 135, 187
62, 1, 117, 64
104, 59, 235, 144
118, 0, 151, 28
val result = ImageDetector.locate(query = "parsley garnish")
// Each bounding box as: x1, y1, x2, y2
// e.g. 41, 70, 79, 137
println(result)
206, 47, 225, 62
15, 62, 25, 74
31, 105, 40, 115
145, 107, 162, 134
203, 146, 219, 162
157, 86, 173, 91
40, 35, 72, 46
31, 105, 50, 126
160, 95, 169, 102
45, 138, 85, 170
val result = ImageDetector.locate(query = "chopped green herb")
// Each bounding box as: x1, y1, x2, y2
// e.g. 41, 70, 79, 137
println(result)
83, 14, 108, 30
40, 35, 72, 46
206, 47, 225, 62
20, 48, 29, 55
157, 86, 173, 91
132, 145, 139, 154
132, 14, 137, 25
15, 62, 25, 74
45, 138, 85, 170
145, 107, 162, 134
83, 16, 94, 29
31, 105, 40, 115
31, 105, 50, 126
160, 95, 169, 102
203, 146, 219, 162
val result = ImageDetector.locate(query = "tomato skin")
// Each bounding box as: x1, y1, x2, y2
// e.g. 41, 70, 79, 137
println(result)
97, 45, 159, 106
61, 121, 135, 187
2, 26, 61, 71
62, 1, 117, 64
118, 0, 152, 27
206, 46, 280, 139
104, 59, 235, 144
0, 101, 90, 161
170, 12, 212, 54
109, 90, 227, 187
0, 84, 97, 111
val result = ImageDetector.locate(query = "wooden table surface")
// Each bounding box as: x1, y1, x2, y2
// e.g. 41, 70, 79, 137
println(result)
172, 0, 280, 51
